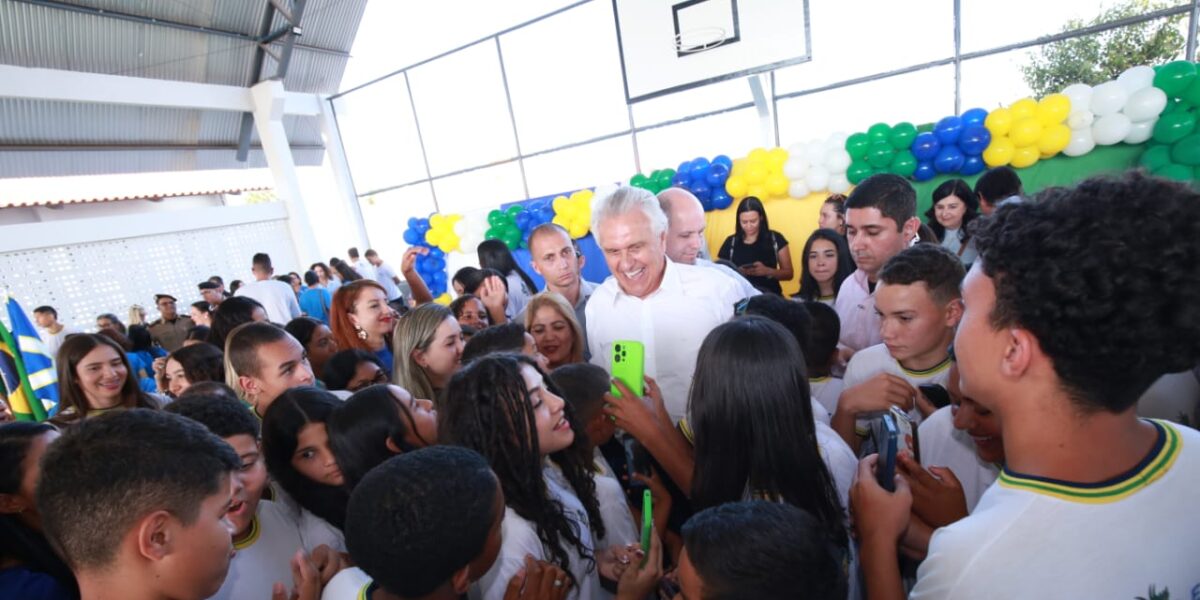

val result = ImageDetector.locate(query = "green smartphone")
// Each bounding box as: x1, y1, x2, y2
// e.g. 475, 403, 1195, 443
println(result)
640, 489, 653, 561
610, 340, 645, 398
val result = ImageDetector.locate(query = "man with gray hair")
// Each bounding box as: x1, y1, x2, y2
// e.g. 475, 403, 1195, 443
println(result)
657, 187, 760, 299
586, 186, 743, 423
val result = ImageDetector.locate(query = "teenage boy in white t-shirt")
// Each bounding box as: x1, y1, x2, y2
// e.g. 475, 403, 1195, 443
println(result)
832, 244, 964, 453
166, 395, 341, 600
804, 301, 845, 424
852, 173, 1200, 599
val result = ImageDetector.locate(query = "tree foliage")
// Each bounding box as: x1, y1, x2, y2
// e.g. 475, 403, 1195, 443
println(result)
1021, 0, 1186, 97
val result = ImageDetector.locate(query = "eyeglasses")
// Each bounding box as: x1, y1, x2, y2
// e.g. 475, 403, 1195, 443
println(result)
350, 369, 390, 392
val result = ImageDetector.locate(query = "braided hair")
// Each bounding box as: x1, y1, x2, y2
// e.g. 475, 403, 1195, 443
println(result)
439, 354, 604, 583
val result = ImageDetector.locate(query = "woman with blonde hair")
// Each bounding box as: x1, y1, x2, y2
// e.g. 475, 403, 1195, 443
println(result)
523, 292, 585, 370
127, 304, 147, 326
392, 303, 463, 404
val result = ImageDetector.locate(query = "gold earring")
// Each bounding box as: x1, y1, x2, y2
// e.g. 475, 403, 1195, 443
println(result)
355, 324, 368, 340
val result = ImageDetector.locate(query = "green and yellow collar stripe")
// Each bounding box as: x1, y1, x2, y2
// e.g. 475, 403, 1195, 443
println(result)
233, 515, 260, 550
998, 420, 1180, 504
900, 355, 952, 378
360, 581, 376, 600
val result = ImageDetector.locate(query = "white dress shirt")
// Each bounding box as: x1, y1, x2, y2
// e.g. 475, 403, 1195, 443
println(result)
693, 258, 761, 299
586, 259, 742, 424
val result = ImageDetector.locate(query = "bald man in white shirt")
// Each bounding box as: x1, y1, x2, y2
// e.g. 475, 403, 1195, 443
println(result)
657, 188, 759, 299
586, 186, 743, 424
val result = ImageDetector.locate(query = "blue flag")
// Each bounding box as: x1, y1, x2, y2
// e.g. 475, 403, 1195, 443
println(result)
5, 296, 60, 417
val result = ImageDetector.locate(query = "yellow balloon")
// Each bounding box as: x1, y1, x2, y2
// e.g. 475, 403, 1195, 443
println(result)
433, 293, 452, 306
726, 175, 748, 198
767, 147, 789, 169
766, 173, 790, 197
745, 164, 768, 184
552, 196, 569, 213
425, 229, 443, 246
429, 214, 445, 227
1009, 117, 1043, 148
1037, 123, 1071, 157
553, 215, 571, 228
568, 222, 589, 239
730, 158, 747, 177
1010, 145, 1039, 169
985, 108, 1013, 137
1009, 97, 1037, 121
1036, 94, 1071, 126
982, 136, 1015, 167
748, 147, 770, 165
746, 184, 768, 199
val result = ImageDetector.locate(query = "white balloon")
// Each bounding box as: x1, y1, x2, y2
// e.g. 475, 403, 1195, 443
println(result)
828, 173, 851, 194
1116, 65, 1156, 94
1062, 83, 1093, 111
783, 158, 810, 180
825, 149, 852, 173
1089, 81, 1129, 117
805, 166, 830, 191
805, 143, 826, 165
1122, 86, 1168, 122
1123, 118, 1155, 144
789, 181, 811, 198
1091, 113, 1132, 145
788, 142, 808, 157
1063, 127, 1096, 157
826, 131, 849, 150
1066, 109, 1095, 130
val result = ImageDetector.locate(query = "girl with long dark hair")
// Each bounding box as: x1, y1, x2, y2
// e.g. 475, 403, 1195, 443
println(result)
689, 317, 851, 555
285, 317, 339, 383
477, 239, 538, 319
207, 296, 268, 350
717, 196, 794, 295
0, 422, 77, 599
924, 178, 980, 265
159, 342, 225, 398
51, 334, 160, 426
795, 229, 855, 305
327, 384, 437, 489
439, 354, 606, 600
261, 386, 349, 530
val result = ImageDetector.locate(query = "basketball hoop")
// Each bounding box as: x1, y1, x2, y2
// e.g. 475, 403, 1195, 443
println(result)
674, 27, 728, 54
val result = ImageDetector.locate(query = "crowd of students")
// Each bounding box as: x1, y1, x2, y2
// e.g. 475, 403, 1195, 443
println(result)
2, 166, 1199, 600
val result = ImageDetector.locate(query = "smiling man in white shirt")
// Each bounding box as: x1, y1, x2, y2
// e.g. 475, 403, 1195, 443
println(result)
586, 186, 743, 424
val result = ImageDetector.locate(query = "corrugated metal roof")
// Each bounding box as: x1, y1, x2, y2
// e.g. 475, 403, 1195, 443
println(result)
0, 147, 325, 179
0, 168, 276, 206
0, 0, 366, 177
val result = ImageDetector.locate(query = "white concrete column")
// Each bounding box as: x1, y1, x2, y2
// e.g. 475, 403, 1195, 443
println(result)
317, 96, 370, 249
250, 80, 321, 267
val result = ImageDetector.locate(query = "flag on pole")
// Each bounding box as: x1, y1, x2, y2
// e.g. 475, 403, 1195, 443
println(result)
0, 320, 44, 421
4, 296, 60, 418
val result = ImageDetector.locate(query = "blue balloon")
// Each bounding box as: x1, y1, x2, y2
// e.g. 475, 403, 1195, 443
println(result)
407, 217, 420, 229
428, 257, 446, 271
515, 211, 532, 230
933, 146, 965, 174
690, 157, 711, 178
671, 172, 690, 187
705, 163, 730, 187
960, 155, 986, 176
428, 247, 444, 259
934, 116, 964, 145
958, 126, 991, 156
403, 229, 422, 245
913, 162, 936, 182
690, 181, 712, 202
711, 189, 734, 210
712, 154, 733, 168
961, 108, 988, 128
911, 132, 941, 161
677, 160, 692, 175
699, 195, 715, 211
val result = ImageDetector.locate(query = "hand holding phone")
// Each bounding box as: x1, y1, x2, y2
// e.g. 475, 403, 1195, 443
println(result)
610, 341, 645, 398
874, 414, 899, 492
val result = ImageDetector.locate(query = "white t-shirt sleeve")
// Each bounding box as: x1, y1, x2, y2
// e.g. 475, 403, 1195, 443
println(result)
297, 508, 346, 553
594, 475, 638, 548
474, 509, 546, 600
320, 567, 372, 600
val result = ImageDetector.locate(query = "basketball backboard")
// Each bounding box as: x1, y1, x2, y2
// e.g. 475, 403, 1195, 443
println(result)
612, 0, 811, 104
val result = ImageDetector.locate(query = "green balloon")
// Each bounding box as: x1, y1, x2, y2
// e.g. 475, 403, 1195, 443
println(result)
847, 161, 873, 184
1153, 111, 1196, 144
867, 122, 892, 142
889, 151, 917, 178
845, 133, 870, 160
501, 225, 522, 249
505, 205, 524, 219
487, 209, 505, 227
866, 141, 894, 169
889, 122, 917, 151
1153, 60, 1197, 97
629, 173, 650, 188
1139, 145, 1173, 172
1180, 77, 1200, 107
1154, 162, 1194, 182
1171, 133, 1200, 166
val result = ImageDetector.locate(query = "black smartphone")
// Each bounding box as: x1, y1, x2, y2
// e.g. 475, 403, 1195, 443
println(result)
622, 436, 651, 503
875, 413, 899, 492
918, 383, 951, 409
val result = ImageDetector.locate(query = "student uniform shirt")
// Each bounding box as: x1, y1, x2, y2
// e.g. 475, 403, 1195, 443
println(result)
235, 279, 302, 325
212, 499, 311, 600
917, 405, 999, 513
504, 272, 535, 322
586, 259, 742, 424
912, 420, 1200, 599
842, 343, 952, 436
320, 567, 373, 600
810, 376, 844, 424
